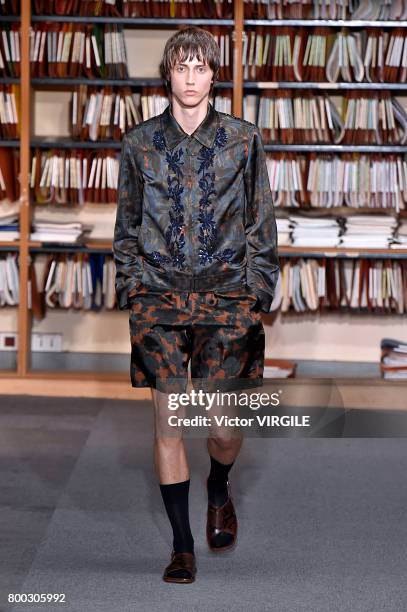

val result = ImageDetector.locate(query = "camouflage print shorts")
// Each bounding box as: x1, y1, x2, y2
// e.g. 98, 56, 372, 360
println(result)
128, 283, 265, 393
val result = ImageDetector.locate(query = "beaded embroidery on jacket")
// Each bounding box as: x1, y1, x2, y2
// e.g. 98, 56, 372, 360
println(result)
150, 125, 236, 270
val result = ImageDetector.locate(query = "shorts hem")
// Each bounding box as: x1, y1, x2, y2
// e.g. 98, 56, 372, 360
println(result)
191, 377, 264, 392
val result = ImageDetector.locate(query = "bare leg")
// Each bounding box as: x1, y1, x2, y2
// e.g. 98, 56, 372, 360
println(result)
152, 386, 195, 579
206, 392, 244, 465
151, 387, 189, 484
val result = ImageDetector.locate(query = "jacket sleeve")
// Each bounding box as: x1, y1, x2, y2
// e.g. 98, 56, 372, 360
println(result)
243, 126, 279, 313
113, 134, 144, 310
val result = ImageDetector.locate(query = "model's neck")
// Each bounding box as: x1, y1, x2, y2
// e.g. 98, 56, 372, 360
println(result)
170, 97, 210, 135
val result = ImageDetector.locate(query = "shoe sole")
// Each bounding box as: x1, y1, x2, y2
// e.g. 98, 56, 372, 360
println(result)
163, 575, 196, 584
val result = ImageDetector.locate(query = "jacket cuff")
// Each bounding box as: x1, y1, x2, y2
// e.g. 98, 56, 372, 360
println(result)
116, 280, 142, 310
116, 291, 131, 310
252, 288, 273, 313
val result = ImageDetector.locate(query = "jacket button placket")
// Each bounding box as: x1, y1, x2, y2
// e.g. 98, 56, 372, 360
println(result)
185, 137, 195, 285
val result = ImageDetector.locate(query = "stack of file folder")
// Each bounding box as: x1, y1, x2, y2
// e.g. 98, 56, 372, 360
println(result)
290, 215, 341, 247
0, 147, 19, 201
30, 252, 118, 314
240, 26, 407, 84
339, 215, 397, 249
30, 220, 92, 244
213, 94, 232, 115
30, 23, 128, 79
244, 0, 407, 21
0, 211, 19, 241
263, 360, 297, 378
276, 218, 291, 246
274, 257, 407, 314
390, 220, 407, 248
30, 148, 120, 205
0, 2, 18, 17
0, 252, 19, 305
0, 84, 19, 139
119, 0, 233, 18
380, 338, 407, 379
0, 23, 20, 78
71, 85, 141, 141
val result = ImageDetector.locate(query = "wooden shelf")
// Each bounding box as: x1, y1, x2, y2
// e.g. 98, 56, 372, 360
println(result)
31, 77, 233, 87
24, 241, 407, 259
264, 144, 407, 152
244, 19, 407, 27
31, 16, 234, 24
279, 246, 407, 259
0, 242, 20, 249
244, 81, 407, 90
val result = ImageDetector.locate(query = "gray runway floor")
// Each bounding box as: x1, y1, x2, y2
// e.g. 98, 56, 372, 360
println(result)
1, 395, 406, 612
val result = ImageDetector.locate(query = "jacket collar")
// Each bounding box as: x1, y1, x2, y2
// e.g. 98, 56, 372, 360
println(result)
160, 101, 219, 150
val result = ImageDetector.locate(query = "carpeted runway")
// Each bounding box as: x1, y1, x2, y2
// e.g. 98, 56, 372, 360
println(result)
1, 395, 406, 612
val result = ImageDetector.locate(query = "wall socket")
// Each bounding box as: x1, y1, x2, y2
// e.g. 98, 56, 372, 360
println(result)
0, 332, 63, 352
0, 332, 18, 351
31, 333, 63, 352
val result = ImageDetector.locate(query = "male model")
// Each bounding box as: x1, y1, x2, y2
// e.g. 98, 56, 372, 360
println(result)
113, 26, 279, 583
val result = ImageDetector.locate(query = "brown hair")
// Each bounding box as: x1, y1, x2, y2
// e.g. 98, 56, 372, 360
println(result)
159, 26, 220, 97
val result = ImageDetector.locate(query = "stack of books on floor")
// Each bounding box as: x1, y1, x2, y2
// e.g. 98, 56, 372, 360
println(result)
380, 338, 407, 379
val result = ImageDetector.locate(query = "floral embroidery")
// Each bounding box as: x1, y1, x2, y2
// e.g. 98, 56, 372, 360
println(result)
152, 130, 165, 152
214, 126, 228, 149
149, 129, 186, 270
197, 126, 236, 266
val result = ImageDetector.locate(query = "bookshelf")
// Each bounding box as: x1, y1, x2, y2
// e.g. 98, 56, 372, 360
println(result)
0, 1, 246, 384
1, 2, 407, 388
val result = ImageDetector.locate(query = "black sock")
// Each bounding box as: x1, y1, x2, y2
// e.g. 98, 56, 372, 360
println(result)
159, 479, 194, 555
207, 455, 234, 507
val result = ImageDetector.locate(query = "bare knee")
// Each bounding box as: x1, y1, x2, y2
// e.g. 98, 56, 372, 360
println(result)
209, 434, 242, 453
155, 436, 184, 451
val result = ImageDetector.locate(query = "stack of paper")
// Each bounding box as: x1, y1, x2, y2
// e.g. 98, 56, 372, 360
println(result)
263, 360, 296, 378
0, 211, 19, 241
339, 215, 397, 248
390, 220, 407, 248
0, 253, 19, 305
289, 216, 341, 247
380, 338, 407, 379
30, 221, 92, 244
276, 218, 291, 246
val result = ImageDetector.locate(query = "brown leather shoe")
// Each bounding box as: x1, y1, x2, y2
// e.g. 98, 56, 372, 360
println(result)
206, 479, 238, 552
162, 550, 196, 584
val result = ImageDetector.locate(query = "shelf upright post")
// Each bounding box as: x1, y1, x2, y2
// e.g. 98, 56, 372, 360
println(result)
233, 0, 244, 117
18, 0, 31, 376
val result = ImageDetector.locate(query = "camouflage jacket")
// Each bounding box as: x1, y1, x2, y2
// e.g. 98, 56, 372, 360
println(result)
113, 101, 279, 313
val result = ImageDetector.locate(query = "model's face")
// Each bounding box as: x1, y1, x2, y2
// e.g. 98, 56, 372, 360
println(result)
169, 52, 213, 107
